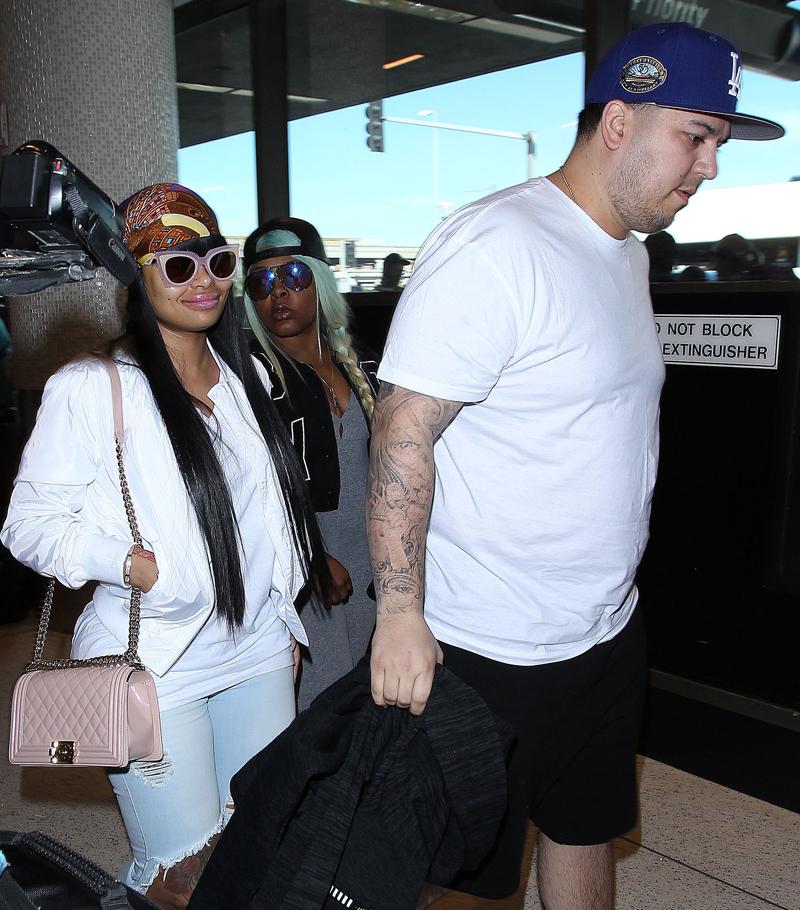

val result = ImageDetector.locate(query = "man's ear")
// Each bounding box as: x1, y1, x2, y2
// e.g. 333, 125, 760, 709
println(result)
599, 101, 628, 151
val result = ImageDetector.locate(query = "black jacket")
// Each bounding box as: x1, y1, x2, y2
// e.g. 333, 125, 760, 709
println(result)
189, 660, 514, 910
253, 342, 379, 512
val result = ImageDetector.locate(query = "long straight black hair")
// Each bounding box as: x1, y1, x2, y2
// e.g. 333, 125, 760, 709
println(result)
123, 236, 329, 629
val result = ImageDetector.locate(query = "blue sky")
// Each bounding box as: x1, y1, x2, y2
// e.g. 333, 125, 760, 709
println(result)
179, 51, 800, 247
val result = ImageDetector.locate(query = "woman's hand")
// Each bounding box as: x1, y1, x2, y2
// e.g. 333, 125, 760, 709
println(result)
322, 553, 353, 606
291, 635, 301, 682
129, 548, 158, 592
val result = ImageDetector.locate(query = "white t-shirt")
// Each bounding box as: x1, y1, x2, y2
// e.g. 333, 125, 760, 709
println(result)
378, 178, 665, 665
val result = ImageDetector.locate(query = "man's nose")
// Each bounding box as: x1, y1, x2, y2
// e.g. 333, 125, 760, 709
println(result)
695, 145, 719, 182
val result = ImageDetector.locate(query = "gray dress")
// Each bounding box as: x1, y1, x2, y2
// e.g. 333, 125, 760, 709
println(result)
297, 392, 376, 710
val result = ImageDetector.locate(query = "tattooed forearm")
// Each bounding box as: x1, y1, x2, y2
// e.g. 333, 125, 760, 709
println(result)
367, 382, 462, 617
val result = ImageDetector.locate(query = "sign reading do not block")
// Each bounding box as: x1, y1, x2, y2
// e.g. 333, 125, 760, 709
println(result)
654, 314, 781, 369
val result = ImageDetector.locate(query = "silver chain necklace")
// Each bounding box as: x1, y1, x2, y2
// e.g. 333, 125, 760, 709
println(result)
302, 353, 342, 418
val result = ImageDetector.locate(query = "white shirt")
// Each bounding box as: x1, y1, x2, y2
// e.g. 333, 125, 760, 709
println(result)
1, 349, 308, 683
379, 178, 665, 665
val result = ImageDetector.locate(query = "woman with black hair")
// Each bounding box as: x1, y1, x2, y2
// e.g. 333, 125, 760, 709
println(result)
1, 184, 329, 909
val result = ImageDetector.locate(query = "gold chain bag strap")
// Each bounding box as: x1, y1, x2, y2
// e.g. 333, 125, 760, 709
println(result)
8, 354, 163, 767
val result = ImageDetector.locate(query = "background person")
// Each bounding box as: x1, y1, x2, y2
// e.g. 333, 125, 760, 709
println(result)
1, 184, 329, 909
376, 252, 410, 291
244, 216, 378, 710
366, 23, 784, 910
677, 264, 708, 281
711, 231, 788, 280
643, 230, 677, 281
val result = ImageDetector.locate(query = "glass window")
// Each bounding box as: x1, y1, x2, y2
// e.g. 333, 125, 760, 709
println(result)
286, 0, 584, 292
174, 4, 258, 246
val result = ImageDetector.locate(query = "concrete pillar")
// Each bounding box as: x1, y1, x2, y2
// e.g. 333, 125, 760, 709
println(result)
0, 0, 179, 391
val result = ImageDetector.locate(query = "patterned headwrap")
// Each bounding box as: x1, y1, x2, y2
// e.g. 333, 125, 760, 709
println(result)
121, 183, 221, 263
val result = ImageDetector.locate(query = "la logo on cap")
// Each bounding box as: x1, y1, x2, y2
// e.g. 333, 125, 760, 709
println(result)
728, 51, 742, 98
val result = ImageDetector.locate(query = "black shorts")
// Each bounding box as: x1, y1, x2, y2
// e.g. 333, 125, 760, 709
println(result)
440, 608, 646, 900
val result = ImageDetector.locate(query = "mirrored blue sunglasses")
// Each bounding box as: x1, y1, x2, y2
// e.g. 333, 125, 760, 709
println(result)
245, 260, 314, 301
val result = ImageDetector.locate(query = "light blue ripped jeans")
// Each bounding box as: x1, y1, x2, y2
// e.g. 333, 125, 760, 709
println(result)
108, 666, 295, 892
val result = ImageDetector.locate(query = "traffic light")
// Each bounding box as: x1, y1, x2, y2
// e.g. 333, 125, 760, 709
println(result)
365, 101, 384, 153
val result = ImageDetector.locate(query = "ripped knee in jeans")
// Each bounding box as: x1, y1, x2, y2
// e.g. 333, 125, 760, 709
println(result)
222, 799, 235, 824
132, 752, 174, 788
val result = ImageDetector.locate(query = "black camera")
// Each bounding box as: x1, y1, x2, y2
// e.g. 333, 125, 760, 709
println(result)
0, 140, 138, 295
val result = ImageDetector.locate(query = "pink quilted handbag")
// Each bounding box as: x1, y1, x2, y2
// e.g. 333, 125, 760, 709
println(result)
8, 354, 163, 767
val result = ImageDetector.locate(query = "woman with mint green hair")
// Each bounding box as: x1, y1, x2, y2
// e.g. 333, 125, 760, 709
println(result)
244, 217, 379, 710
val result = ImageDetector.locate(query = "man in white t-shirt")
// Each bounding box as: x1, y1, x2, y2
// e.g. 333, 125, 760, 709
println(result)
367, 22, 784, 910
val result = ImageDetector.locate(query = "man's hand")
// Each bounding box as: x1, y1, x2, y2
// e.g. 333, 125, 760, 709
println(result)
321, 553, 353, 605
370, 611, 443, 715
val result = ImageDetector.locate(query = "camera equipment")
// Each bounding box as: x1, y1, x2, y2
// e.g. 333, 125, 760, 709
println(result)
0, 140, 138, 295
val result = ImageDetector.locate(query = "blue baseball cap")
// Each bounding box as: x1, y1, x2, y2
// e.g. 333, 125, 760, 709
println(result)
586, 22, 784, 141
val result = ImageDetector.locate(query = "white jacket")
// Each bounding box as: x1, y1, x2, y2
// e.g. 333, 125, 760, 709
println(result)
1, 350, 308, 676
